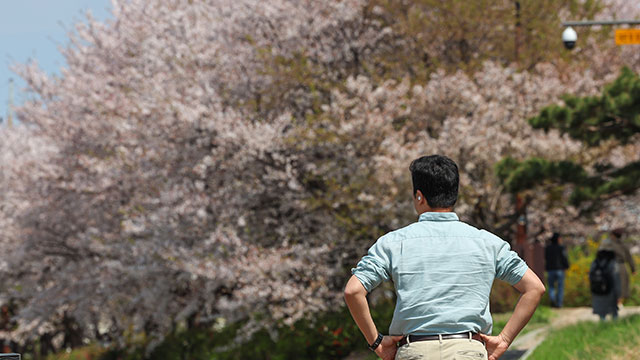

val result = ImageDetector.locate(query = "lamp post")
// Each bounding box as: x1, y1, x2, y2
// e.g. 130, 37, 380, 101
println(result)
562, 19, 640, 48
563, 20, 640, 26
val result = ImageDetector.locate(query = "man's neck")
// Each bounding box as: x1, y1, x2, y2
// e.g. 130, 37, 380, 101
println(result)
420, 207, 453, 214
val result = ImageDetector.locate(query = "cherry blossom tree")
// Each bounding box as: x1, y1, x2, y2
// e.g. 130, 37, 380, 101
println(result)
1, 0, 640, 355
2, 0, 375, 351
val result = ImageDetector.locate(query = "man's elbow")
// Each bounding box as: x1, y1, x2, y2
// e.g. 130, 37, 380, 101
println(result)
517, 269, 546, 299
344, 284, 360, 299
530, 279, 546, 300
344, 277, 367, 300
344, 287, 355, 301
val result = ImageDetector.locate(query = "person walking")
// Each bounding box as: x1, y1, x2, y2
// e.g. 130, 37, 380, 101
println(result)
344, 155, 545, 360
544, 232, 569, 308
603, 228, 636, 306
590, 248, 620, 321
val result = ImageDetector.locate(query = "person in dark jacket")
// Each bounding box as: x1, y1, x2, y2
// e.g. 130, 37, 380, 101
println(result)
601, 228, 636, 306
545, 232, 569, 307
591, 248, 620, 320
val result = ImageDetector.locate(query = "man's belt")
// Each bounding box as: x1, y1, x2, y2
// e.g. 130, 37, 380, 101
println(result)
398, 332, 481, 347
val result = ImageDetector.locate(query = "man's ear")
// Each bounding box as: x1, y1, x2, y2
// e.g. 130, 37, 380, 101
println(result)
416, 190, 424, 202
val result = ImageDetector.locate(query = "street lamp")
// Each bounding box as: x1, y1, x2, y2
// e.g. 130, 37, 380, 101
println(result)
561, 19, 640, 50
562, 27, 577, 49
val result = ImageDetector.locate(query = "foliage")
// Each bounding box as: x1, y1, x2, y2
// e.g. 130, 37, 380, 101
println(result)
489, 280, 522, 314
365, 0, 604, 77
561, 240, 597, 307
44, 345, 105, 360
2, 0, 373, 352
2, 0, 640, 356
33, 237, 640, 359
531, 67, 640, 146
45, 298, 555, 360
497, 67, 640, 206
43, 296, 395, 360
528, 314, 640, 360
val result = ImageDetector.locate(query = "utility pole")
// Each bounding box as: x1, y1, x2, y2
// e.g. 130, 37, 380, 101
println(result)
514, 1, 521, 65
512, 2, 545, 282
513, 1, 527, 249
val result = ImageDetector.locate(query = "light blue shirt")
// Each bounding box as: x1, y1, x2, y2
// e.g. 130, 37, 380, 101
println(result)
352, 212, 528, 336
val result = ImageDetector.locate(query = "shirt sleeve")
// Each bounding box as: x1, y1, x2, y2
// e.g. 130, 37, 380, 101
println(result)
495, 240, 529, 285
351, 236, 391, 292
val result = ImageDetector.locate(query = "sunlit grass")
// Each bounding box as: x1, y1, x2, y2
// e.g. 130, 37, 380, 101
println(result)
528, 314, 640, 360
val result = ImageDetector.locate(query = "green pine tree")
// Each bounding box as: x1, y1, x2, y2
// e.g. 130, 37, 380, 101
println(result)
496, 67, 640, 206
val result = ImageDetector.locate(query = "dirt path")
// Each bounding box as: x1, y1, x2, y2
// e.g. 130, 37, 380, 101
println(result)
502, 306, 640, 360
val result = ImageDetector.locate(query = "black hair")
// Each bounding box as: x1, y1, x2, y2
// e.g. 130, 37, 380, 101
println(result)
611, 228, 625, 238
409, 155, 459, 209
550, 232, 560, 244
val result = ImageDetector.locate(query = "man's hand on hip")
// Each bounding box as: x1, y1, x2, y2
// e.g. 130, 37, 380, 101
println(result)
374, 335, 404, 360
479, 269, 545, 360
478, 333, 510, 360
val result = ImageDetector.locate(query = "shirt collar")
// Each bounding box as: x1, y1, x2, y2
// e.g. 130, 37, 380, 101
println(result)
418, 212, 459, 222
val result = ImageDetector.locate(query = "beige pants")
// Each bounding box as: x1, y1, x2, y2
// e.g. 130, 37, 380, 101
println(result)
395, 338, 488, 360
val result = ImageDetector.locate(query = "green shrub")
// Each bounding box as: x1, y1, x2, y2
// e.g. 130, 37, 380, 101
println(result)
561, 243, 595, 307
44, 345, 106, 360
89, 294, 395, 360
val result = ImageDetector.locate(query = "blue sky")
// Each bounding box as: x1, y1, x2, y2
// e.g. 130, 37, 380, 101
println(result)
0, 0, 112, 125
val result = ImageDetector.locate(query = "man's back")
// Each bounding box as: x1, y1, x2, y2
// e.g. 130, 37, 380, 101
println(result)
344, 155, 544, 360
353, 212, 527, 336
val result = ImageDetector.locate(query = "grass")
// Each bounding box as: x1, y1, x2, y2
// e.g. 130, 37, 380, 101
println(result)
528, 314, 640, 360
609, 342, 640, 360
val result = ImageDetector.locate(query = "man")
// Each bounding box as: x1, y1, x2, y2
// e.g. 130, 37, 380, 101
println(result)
344, 155, 545, 360
544, 232, 569, 308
